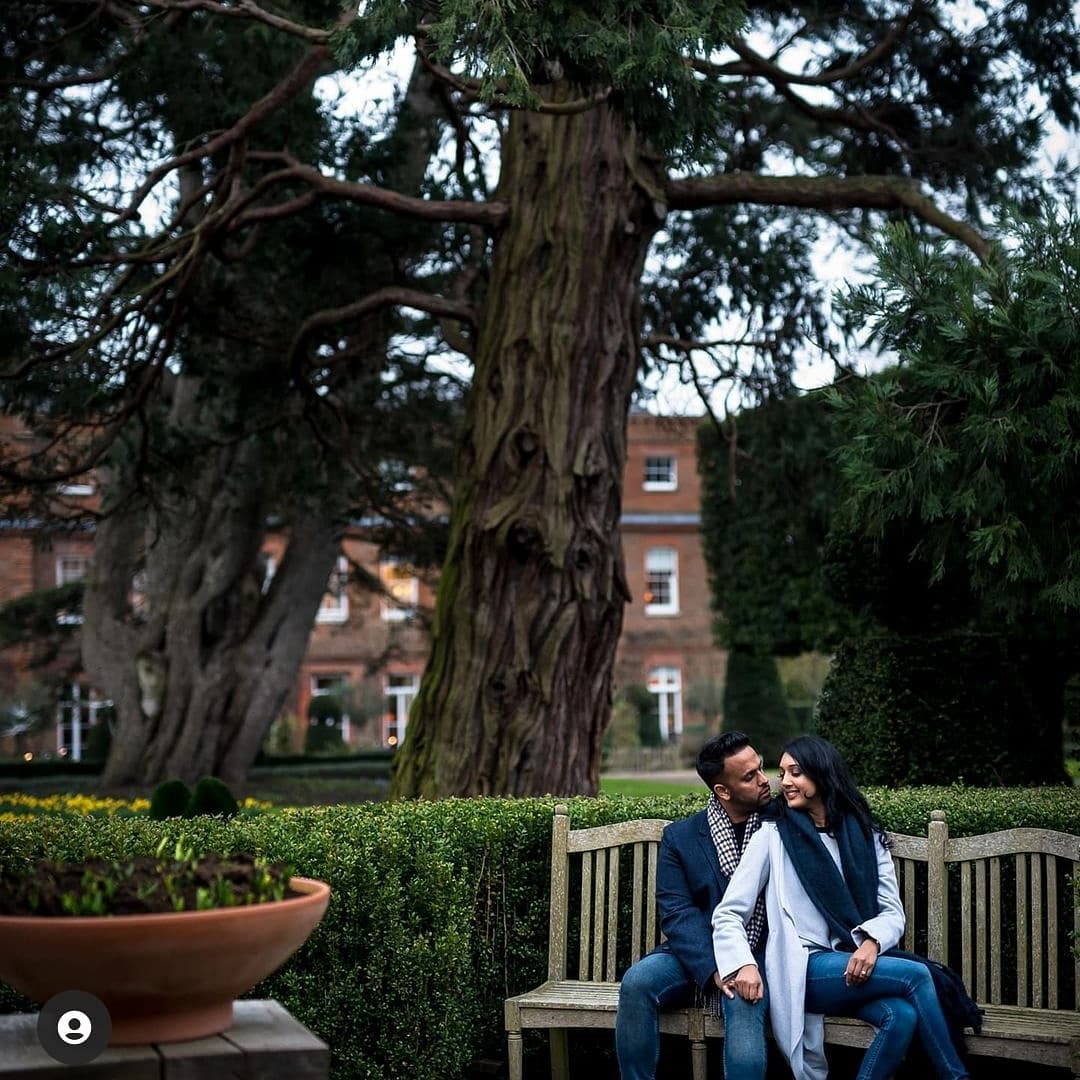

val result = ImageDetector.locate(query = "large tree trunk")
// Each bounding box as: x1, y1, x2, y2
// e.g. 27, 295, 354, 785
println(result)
83, 381, 344, 788
392, 89, 665, 797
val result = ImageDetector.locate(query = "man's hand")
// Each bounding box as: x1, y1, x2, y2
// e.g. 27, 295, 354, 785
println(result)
844, 938, 880, 986
720, 963, 763, 1003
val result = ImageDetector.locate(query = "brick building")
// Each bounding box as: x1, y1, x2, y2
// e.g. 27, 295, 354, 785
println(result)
0, 413, 726, 759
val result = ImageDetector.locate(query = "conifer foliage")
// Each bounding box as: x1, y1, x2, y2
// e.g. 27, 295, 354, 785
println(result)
2, 1, 1077, 793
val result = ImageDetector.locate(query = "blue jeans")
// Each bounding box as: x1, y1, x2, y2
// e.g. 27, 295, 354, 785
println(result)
615, 949, 768, 1080
804, 951, 970, 1080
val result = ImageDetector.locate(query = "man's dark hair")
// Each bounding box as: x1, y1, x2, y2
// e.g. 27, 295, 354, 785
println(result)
696, 730, 752, 789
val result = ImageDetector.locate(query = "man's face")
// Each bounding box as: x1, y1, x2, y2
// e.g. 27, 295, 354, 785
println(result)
714, 744, 772, 818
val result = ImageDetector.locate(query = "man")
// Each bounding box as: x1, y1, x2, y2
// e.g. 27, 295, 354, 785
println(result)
615, 730, 773, 1079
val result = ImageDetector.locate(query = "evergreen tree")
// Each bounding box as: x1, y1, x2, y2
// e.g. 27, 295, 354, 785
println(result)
2, 1, 1077, 794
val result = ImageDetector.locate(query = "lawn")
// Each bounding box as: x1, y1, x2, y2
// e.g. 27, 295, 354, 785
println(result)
598, 776, 702, 797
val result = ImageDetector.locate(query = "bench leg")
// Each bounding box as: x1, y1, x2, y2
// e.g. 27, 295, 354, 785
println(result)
690, 1037, 707, 1080
507, 1030, 523, 1080
549, 1028, 569, 1080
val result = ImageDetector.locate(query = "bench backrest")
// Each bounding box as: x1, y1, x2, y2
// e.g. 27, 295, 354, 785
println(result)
548, 805, 1079, 1008
932, 812, 1080, 1009
547, 808, 671, 982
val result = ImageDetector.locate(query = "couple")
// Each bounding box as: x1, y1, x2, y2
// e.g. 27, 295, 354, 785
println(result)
616, 731, 975, 1080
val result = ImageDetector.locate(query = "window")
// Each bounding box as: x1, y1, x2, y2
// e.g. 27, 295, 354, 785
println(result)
56, 683, 109, 762
57, 482, 94, 496
316, 556, 349, 623
643, 456, 677, 491
310, 674, 350, 742
384, 673, 419, 748
55, 555, 90, 624
380, 559, 418, 622
644, 547, 679, 616
647, 667, 683, 742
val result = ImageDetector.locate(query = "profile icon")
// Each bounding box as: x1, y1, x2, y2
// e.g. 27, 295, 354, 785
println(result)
57, 1009, 92, 1044
37, 991, 111, 1064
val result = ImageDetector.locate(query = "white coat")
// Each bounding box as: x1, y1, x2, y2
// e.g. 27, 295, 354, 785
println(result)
711, 821, 906, 1080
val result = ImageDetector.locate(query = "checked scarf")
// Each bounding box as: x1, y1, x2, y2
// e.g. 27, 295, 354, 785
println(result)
706, 794, 766, 950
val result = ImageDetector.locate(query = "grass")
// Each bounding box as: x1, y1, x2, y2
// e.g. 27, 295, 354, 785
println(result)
598, 776, 701, 797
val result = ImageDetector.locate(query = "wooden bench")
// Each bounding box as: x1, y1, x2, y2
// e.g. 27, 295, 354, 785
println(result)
504, 805, 1080, 1079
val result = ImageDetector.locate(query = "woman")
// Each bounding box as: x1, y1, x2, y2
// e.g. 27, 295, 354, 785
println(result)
712, 735, 973, 1080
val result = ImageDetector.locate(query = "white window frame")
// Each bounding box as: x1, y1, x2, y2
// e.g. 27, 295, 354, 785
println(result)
643, 455, 677, 492
380, 559, 419, 622
644, 547, 679, 616
56, 683, 109, 762
310, 674, 350, 743
316, 555, 349, 624
647, 667, 683, 741
383, 673, 419, 747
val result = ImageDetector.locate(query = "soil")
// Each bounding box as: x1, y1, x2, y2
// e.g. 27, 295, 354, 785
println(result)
0, 854, 301, 916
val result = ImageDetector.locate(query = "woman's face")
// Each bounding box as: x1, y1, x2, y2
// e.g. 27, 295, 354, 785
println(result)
778, 752, 824, 820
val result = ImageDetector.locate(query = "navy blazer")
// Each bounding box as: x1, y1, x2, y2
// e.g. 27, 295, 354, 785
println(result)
654, 809, 730, 991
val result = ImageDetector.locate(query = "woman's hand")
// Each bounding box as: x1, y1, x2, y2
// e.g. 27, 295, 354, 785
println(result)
844, 938, 880, 986
722, 963, 764, 1003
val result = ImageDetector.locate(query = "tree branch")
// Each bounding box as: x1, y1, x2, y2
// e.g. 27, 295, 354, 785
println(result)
724, 11, 917, 87
233, 153, 509, 228
665, 173, 990, 261
288, 287, 477, 371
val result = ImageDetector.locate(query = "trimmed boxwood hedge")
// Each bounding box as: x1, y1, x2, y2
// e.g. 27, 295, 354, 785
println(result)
0, 789, 1076, 1079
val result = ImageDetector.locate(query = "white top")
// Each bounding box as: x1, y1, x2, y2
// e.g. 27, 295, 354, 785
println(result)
711, 822, 906, 1080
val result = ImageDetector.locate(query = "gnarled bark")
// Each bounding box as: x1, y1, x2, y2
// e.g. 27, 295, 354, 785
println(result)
392, 90, 665, 798
83, 401, 344, 787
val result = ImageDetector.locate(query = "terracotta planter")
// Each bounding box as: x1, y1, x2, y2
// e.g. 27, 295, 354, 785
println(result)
0, 876, 330, 1044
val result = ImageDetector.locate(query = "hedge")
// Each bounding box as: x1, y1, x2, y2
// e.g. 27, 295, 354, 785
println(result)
0, 789, 1076, 1079
816, 633, 1069, 785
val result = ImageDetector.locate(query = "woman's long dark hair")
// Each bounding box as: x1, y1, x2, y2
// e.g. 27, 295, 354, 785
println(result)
781, 735, 890, 848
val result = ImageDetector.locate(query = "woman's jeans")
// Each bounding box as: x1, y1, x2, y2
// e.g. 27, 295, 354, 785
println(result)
805, 951, 969, 1080
615, 948, 768, 1080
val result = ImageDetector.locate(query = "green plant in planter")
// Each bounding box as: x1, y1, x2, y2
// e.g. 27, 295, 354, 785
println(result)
0, 836, 293, 917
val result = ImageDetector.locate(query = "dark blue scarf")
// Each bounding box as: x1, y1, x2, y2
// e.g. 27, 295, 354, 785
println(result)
775, 807, 983, 1048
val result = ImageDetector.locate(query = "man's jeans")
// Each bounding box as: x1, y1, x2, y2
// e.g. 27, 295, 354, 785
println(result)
805, 951, 969, 1080
615, 949, 768, 1080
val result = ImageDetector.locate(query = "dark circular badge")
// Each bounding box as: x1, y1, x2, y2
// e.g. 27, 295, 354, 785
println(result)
37, 990, 112, 1065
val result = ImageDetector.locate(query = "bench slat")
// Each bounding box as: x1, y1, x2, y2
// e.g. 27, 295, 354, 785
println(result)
592, 849, 607, 982
1046, 857, 1058, 1010
946, 829, 1079, 862
1031, 855, 1044, 1009
961, 861, 973, 992
605, 847, 619, 982
1017, 854, 1029, 1007
646, 842, 659, 952
901, 859, 916, 952
631, 843, 644, 965
579, 851, 593, 980
975, 860, 988, 1002
990, 857, 1002, 1005
567, 819, 670, 852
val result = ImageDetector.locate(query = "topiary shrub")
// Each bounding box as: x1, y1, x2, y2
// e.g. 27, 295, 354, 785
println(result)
148, 779, 191, 820
816, 632, 1068, 786
186, 776, 239, 818
722, 650, 799, 765
305, 694, 347, 755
